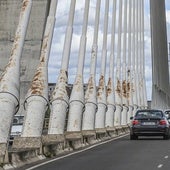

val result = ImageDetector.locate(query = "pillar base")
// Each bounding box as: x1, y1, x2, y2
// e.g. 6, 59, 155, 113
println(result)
95, 128, 106, 134
65, 131, 82, 140
42, 134, 64, 145
115, 126, 124, 135
0, 143, 7, 164
121, 125, 130, 133
41, 134, 65, 157
0, 143, 6, 156
82, 130, 96, 137
106, 127, 117, 137
82, 130, 96, 145
12, 137, 41, 151
65, 132, 82, 150
9, 150, 45, 169
95, 128, 107, 140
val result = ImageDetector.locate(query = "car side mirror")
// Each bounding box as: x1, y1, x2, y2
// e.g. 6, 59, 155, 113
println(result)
167, 118, 170, 124
130, 116, 133, 120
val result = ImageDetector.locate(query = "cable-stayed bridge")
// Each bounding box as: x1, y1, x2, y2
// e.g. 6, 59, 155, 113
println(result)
0, 0, 169, 169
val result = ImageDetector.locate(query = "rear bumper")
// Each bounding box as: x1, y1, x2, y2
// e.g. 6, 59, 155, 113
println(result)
130, 126, 169, 136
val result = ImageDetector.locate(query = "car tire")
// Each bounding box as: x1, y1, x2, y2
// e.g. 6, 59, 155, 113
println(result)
163, 135, 169, 140
130, 134, 138, 140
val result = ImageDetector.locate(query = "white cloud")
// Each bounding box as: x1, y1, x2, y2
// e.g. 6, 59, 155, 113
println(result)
48, 0, 170, 102
166, 10, 170, 24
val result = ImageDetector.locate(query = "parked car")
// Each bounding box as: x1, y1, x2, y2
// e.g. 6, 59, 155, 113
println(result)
9, 115, 24, 144
130, 109, 170, 140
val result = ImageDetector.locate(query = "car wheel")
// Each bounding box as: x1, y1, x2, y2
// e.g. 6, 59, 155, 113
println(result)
130, 134, 138, 140
163, 135, 169, 140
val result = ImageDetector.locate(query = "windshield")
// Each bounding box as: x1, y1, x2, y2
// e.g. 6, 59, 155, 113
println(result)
136, 110, 163, 118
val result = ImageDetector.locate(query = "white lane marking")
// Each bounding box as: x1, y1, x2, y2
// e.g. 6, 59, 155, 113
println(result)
26, 134, 129, 170
164, 155, 168, 159
157, 164, 163, 168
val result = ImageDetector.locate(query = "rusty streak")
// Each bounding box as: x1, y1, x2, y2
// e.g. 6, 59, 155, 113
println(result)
107, 78, 112, 96
116, 80, 121, 95
22, 0, 29, 12
122, 80, 127, 98
97, 75, 104, 97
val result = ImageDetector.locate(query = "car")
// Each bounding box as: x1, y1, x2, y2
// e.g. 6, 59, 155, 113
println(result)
9, 115, 24, 144
130, 109, 170, 140
164, 110, 170, 122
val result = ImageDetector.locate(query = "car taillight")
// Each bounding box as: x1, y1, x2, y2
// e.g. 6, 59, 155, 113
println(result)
159, 120, 167, 125
132, 120, 139, 125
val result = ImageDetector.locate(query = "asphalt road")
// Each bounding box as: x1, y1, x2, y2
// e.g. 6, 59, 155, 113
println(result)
22, 135, 170, 170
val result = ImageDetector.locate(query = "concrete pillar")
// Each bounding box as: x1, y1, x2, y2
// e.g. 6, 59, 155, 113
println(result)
141, 0, 148, 108
135, 0, 140, 109
95, 0, 109, 130
82, 0, 101, 131
105, 0, 117, 128
66, 0, 90, 132
127, 0, 134, 123
0, 1, 51, 118
21, 0, 58, 138
114, 0, 123, 126
121, 0, 128, 126
48, 0, 76, 135
131, 0, 138, 115
150, 0, 169, 109
0, 0, 32, 155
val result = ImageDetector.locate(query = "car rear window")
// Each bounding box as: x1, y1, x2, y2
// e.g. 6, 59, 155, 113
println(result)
136, 111, 163, 118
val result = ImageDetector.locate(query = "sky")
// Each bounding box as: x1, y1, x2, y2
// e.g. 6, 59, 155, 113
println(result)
48, 0, 170, 101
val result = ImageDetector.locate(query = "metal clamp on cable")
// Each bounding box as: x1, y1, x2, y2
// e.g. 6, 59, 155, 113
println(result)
85, 101, 98, 112
50, 97, 69, 112
97, 102, 108, 112
24, 94, 49, 111
0, 91, 20, 114
107, 104, 116, 112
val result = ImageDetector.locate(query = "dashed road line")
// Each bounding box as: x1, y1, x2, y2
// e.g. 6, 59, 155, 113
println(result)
157, 164, 163, 168
164, 155, 168, 159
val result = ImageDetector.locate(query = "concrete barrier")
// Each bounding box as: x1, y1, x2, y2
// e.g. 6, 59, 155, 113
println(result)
0, 126, 130, 169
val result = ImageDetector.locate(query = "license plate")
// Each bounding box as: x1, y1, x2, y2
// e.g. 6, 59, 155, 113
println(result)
143, 122, 155, 125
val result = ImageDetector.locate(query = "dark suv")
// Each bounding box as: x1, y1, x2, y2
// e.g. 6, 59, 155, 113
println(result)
130, 109, 170, 140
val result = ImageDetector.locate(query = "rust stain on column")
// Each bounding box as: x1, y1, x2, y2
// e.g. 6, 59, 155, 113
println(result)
116, 80, 121, 95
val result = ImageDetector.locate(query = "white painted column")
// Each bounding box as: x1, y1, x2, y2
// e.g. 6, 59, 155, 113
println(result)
82, 0, 101, 131
0, 0, 32, 144
105, 0, 117, 128
121, 0, 128, 126
141, 0, 148, 108
48, 0, 76, 135
127, 0, 134, 123
131, 0, 138, 115
135, 0, 140, 109
21, 0, 58, 137
114, 0, 123, 126
95, 0, 109, 129
138, 0, 144, 109
66, 0, 90, 132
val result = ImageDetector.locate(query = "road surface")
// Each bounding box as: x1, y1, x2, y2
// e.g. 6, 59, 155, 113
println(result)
20, 135, 170, 170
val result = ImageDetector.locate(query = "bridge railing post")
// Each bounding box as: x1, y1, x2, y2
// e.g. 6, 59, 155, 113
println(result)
114, 0, 123, 128
105, 0, 117, 133
0, 0, 32, 163
82, 0, 101, 134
